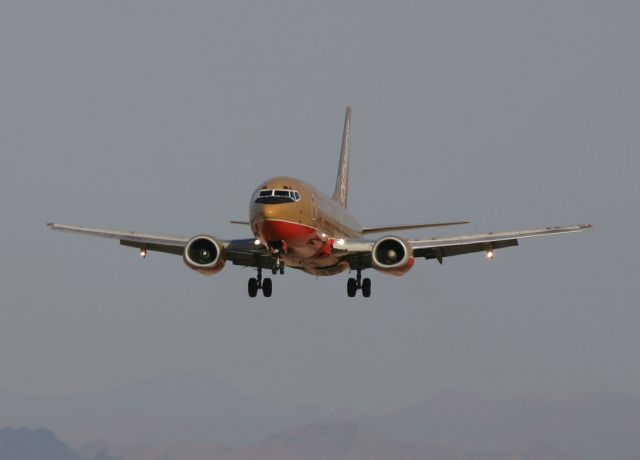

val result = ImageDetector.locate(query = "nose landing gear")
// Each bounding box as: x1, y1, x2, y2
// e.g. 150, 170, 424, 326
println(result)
271, 258, 285, 275
347, 268, 371, 298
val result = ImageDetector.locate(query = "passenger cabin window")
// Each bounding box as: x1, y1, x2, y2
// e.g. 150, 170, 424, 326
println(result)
254, 188, 302, 204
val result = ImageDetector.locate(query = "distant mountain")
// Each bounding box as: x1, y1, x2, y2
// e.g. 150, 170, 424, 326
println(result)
369, 390, 640, 460
3, 379, 640, 459
79, 440, 233, 460
0, 371, 323, 446
0, 427, 120, 460
231, 422, 583, 460
80, 422, 583, 460
77, 421, 460, 460
232, 421, 435, 460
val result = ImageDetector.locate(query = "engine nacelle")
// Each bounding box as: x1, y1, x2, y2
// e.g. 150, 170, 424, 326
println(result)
371, 236, 415, 276
183, 235, 226, 276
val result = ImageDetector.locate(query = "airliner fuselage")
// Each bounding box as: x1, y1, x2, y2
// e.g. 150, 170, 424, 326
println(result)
250, 177, 361, 276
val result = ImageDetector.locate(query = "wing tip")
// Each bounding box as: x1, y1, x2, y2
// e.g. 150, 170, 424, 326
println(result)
546, 224, 593, 232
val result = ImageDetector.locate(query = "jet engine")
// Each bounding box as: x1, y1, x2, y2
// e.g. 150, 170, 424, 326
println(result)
371, 236, 415, 276
183, 235, 226, 275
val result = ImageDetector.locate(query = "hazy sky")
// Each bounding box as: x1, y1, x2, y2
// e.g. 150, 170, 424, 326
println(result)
1, 0, 638, 413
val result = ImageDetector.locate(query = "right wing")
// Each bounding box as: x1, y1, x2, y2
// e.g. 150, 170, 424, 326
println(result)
47, 223, 275, 269
47, 223, 189, 255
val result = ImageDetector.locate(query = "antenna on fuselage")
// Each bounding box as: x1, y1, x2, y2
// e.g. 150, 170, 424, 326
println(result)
332, 105, 351, 209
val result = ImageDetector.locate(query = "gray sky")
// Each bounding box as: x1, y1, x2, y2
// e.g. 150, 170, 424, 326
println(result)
0, 0, 638, 414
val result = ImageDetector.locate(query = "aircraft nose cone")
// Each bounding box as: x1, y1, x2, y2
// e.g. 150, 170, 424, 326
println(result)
255, 205, 276, 220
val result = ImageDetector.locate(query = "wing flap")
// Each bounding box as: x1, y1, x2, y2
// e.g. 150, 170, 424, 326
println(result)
120, 240, 185, 256
415, 239, 518, 261
224, 239, 278, 269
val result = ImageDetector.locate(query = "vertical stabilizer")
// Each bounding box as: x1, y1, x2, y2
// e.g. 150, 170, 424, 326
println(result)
332, 106, 351, 208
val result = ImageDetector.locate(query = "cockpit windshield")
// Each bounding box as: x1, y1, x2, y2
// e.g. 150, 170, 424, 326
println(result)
254, 188, 301, 204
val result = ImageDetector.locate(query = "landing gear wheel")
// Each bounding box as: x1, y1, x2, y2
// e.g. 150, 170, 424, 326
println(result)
262, 278, 272, 297
347, 278, 358, 297
362, 278, 371, 298
279, 265, 285, 275
248, 278, 258, 297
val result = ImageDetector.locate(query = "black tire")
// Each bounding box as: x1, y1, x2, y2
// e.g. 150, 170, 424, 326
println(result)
362, 278, 371, 298
248, 278, 258, 297
279, 265, 285, 275
347, 278, 358, 297
262, 278, 273, 297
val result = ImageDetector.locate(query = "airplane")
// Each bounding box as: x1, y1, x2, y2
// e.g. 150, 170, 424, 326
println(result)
48, 106, 591, 298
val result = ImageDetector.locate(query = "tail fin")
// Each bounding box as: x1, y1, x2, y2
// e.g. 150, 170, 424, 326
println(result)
332, 106, 351, 208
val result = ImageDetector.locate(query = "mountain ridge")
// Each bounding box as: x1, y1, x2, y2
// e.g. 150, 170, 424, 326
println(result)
2, 373, 640, 460
0, 427, 120, 460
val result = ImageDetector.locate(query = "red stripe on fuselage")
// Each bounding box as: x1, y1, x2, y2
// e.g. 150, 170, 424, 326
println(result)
254, 219, 319, 246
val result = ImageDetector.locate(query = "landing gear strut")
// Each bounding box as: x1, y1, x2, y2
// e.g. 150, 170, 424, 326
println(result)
347, 268, 371, 298
248, 261, 272, 298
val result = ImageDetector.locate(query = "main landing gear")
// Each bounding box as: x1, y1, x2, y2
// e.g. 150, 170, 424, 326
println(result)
248, 266, 272, 298
248, 257, 284, 298
347, 269, 371, 298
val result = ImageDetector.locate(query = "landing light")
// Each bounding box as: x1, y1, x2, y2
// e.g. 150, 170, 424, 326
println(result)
254, 239, 261, 246
140, 248, 147, 258
485, 249, 495, 259
336, 238, 345, 246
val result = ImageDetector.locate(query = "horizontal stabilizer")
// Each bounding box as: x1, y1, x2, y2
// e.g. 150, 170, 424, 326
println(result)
361, 221, 470, 234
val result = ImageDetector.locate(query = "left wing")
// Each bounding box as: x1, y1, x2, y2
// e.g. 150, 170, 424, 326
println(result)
338, 224, 592, 268
410, 224, 592, 263
47, 223, 274, 268
361, 220, 469, 234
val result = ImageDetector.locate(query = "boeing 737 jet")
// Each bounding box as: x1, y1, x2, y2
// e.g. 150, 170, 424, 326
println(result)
48, 107, 591, 298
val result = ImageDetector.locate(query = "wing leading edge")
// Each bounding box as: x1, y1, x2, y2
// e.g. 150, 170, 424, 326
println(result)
361, 221, 469, 234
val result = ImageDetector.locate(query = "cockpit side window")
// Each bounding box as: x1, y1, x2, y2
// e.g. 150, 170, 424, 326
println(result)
254, 188, 302, 204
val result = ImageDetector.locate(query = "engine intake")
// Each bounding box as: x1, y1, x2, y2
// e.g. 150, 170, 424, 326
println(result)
372, 236, 414, 276
183, 235, 225, 275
